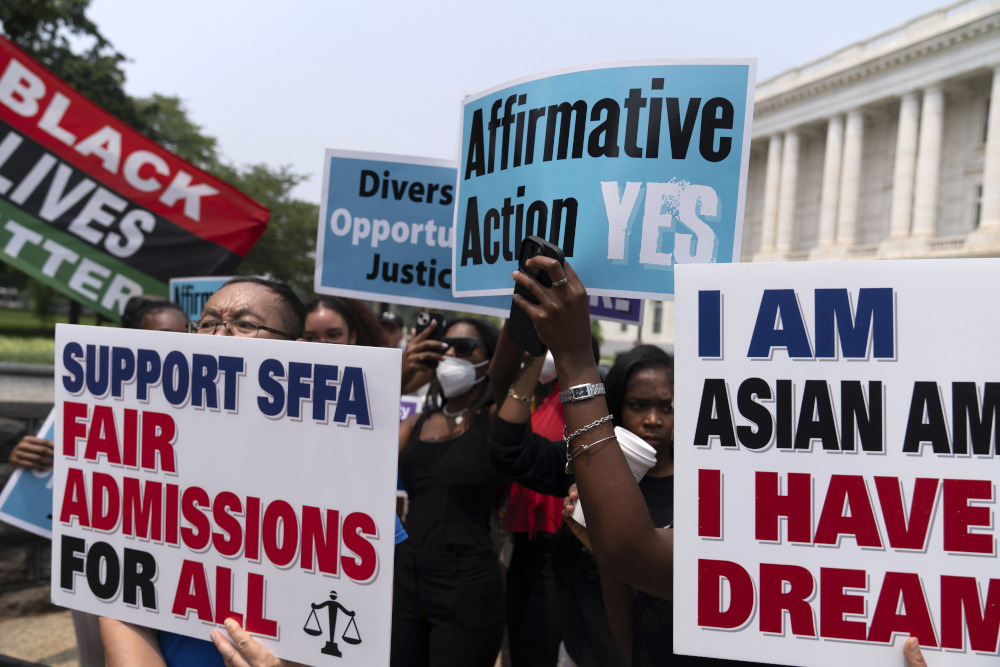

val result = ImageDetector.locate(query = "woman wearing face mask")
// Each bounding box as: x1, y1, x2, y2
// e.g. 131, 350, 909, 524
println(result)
392, 317, 507, 667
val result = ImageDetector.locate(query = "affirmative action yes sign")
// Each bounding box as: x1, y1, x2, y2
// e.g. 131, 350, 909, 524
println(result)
674, 259, 1000, 666
453, 60, 754, 301
0, 37, 268, 318
51, 325, 399, 666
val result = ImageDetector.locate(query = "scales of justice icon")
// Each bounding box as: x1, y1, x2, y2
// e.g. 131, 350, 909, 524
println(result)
303, 591, 361, 657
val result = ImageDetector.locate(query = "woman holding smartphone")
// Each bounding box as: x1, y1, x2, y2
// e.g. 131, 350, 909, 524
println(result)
392, 318, 505, 667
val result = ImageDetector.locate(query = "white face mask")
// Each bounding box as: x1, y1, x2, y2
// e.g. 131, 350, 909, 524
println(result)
538, 351, 558, 385
436, 356, 489, 398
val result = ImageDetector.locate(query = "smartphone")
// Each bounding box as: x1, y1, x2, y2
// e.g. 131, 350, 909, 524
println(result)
509, 236, 565, 356
415, 310, 446, 367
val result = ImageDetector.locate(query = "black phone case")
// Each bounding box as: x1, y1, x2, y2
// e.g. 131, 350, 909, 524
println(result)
509, 237, 562, 357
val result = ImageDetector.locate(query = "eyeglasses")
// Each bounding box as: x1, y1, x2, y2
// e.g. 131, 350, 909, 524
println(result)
442, 337, 487, 358
189, 319, 294, 339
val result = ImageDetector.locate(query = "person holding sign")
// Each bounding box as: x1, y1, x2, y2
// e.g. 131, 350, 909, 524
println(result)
393, 317, 508, 667
510, 258, 769, 667
100, 277, 307, 667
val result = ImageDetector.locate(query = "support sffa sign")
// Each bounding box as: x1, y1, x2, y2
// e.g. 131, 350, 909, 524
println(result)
674, 259, 1000, 666
0, 37, 269, 318
51, 325, 400, 665
452, 59, 755, 301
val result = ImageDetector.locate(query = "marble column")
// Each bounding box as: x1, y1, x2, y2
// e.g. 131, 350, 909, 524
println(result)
816, 115, 844, 247
836, 109, 864, 247
775, 130, 799, 252
912, 85, 945, 238
888, 92, 920, 239
760, 134, 783, 253
980, 67, 1000, 231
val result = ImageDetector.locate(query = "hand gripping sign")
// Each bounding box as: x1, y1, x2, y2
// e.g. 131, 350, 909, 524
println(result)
51, 325, 400, 666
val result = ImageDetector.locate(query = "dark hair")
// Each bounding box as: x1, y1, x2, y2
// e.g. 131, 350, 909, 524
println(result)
424, 317, 500, 415
604, 345, 674, 428
120, 296, 187, 330
303, 295, 386, 347
221, 277, 306, 338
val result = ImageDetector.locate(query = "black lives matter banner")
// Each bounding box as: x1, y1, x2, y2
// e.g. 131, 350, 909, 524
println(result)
0, 37, 269, 318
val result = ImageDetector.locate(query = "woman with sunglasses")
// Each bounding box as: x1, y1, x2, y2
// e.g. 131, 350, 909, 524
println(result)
392, 317, 510, 667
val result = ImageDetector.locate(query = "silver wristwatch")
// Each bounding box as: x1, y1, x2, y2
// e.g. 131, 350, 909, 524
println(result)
559, 382, 606, 404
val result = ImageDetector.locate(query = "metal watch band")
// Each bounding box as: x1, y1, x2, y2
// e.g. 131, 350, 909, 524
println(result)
559, 382, 606, 404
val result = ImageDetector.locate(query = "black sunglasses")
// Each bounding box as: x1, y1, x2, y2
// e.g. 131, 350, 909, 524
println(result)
442, 337, 486, 358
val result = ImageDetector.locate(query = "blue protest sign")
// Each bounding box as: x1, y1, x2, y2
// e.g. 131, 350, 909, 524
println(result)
315, 151, 510, 316
453, 60, 755, 301
0, 408, 55, 538
168, 276, 232, 322
588, 295, 644, 326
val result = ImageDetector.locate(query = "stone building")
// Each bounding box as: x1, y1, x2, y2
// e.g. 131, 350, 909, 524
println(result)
601, 0, 1000, 353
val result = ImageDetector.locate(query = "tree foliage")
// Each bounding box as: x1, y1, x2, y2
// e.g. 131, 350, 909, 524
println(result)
0, 0, 319, 302
0, 0, 152, 133
219, 165, 318, 298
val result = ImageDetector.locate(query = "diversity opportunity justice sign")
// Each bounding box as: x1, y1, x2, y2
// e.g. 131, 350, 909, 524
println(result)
51, 325, 400, 666
453, 59, 755, 301
315, 150, 645, 325
674, 259, 1000, 666
0, 37, 269, 319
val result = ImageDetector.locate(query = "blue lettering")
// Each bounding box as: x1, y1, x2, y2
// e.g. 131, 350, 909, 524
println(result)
257, 359, 285, 418
111, 347, 136, 399
219, 356, 244, 412
85, 344, 111, 398
162, 351, 190, 406
287, 362, 312, 419
698, 290, 722, 358
814, 288, 894, 359
312, 365, 339, 421
63, 342, 84, 394
136, 349, 161, 402
191, 354, 218, 409
334, 367, 371, 426
747, 290, 812, 358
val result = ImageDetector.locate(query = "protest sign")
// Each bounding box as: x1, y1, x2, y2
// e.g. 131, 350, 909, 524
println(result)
315, 150, 509, 316
0, 37, 269, 319
0, 407, 56, 538
674, 259, 1000, 666
587, 295, 644, 326
453, 59, 755, 301
169, 276, 232, 322
316, 150, 645, 323
51, 325, 400, 665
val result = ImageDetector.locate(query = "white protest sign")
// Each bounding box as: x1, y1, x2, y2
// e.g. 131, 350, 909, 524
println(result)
674, 259, 1000, 666
50, 324, 400, 666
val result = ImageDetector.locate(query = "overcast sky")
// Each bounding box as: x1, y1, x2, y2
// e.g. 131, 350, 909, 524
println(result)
88, 0, 950, 203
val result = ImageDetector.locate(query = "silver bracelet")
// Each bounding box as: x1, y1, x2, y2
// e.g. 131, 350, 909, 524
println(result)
563, 414, 613, 473
566, 434, 618, 473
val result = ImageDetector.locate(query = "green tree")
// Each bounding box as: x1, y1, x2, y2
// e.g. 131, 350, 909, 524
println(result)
134, 94, 222, 171
1, 1, 320, 302
219, 165, 318, 297
0, 0, 152, 134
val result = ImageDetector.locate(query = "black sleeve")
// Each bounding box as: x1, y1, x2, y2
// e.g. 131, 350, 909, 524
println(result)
488, 416, 570, 497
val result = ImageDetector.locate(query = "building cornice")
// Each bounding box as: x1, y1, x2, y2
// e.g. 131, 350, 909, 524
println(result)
756, 1, 1000, 116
